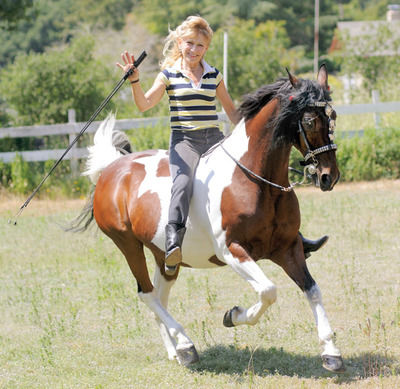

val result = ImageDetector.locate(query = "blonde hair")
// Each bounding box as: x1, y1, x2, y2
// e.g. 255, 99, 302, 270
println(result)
161, 16, 213, 70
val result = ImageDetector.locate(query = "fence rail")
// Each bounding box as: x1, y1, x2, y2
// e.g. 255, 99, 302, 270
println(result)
0, 99, 399, 164
0, 113, 169, 164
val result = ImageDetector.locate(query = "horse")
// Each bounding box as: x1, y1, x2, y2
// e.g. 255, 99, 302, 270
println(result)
73, 64, 344, 372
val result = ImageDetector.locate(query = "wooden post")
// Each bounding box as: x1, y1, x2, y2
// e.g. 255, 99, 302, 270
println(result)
68, 109, 78, 176
314, 0, 320, 75
372, 90, 381, 129
222, 31, 230, 135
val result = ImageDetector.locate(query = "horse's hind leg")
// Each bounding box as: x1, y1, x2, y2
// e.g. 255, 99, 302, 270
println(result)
113, 234, 198, 366
152, 263, 178, 361
280, 242, 345, 373
139, 287, 199, 366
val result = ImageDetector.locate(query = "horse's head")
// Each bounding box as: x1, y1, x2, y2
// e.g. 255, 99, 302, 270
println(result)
287, 65, 340, 191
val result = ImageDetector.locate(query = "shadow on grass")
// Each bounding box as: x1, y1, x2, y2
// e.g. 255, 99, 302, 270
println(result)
189, 345, 399, 382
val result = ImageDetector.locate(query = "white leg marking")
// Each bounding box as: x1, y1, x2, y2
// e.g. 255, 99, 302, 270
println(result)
153, 267, 178, 360
139, 289, 194, 353
224, 252, 277, 326
305, 284, 341, 356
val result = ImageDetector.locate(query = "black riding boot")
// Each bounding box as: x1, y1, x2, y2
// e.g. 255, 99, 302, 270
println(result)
165, 223, 186, 276
300, 232, 329, 258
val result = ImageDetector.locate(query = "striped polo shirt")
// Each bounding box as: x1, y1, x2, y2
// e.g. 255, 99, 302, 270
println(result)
160, 59, 223, 131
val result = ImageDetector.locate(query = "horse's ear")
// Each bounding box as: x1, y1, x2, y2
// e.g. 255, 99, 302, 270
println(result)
286, 68, 300, 88
317, 64, 329, 90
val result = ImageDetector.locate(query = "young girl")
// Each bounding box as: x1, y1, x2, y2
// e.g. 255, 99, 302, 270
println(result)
117, 16, 327, 275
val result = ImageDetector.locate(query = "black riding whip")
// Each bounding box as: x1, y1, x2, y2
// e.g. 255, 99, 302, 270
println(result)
8, 51, 147, 225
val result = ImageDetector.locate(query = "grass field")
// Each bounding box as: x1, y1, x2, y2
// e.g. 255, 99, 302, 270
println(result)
0, 180, 399, 388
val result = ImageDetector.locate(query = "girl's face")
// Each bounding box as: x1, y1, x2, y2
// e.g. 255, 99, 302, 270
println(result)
178, 32, 209, 68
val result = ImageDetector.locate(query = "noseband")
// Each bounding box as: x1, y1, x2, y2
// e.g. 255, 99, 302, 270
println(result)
298, 101, 337, 173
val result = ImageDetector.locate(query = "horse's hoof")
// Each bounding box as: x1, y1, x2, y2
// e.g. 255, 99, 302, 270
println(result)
223, 306, 240, 327
322, 355, 346, 373
176, 345, 199, 366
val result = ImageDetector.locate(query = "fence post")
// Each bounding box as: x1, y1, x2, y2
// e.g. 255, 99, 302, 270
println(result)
222, 31, 230, 135
372, 90, 381, 129
68, 109, 79, 176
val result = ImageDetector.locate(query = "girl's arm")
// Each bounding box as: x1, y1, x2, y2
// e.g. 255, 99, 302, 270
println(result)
216, 80, 242, 125
117, 51, 166, 112
130, 73, 166, 112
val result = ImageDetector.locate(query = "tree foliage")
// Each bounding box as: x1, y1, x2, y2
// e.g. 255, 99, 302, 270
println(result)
0, 36, 115, 125
206, 19, 301, 100
334, 23, 400, 97
71, 0, 137, 30
340, 0, 391, 21
0, 0, 135, 67
137, 0, 338, 68
0, 0, 34, 30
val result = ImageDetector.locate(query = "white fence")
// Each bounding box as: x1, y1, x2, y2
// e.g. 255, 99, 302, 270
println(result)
0, 110, 169, 164
0, 99, 399, 165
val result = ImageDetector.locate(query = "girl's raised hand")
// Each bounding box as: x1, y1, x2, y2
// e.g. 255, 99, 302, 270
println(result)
116, 51, 139, 82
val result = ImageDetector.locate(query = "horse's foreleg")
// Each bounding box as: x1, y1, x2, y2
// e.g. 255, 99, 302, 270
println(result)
280, 242, 345, 372
306, 282, 345, 372
153, 266, 178, 361
223, 243, 277, 327
305, 284, 342, 359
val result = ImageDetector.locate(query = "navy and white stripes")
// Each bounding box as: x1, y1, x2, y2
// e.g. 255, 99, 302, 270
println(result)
160, 61, 222, 131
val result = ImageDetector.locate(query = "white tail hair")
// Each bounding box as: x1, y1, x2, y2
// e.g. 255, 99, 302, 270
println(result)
83, 113, 122, 184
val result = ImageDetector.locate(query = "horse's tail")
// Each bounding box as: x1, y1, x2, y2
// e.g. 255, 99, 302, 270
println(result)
83, 112, 132, 185
66, 113, 132, 232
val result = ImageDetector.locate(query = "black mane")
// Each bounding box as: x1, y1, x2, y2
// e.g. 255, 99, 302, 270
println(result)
238, 77, 331, 144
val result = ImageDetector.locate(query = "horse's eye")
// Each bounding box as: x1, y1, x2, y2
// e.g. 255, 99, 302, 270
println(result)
302, 114, 315, 131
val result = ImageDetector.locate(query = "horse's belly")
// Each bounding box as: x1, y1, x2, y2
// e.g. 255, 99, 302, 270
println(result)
181, 228, 221, 268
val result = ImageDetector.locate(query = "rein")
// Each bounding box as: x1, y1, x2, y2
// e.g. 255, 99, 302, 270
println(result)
220, 142, 308, 192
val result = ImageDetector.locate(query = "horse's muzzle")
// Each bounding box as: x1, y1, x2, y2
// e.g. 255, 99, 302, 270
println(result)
318, 170, 340, 191
311, 165, 340, 191
320, 173, 332, 191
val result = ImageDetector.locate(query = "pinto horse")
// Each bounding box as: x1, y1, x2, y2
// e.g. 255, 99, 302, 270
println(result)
75, 65, 344, 372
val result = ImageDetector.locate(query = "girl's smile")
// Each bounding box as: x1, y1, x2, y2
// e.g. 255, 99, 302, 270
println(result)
179, 33, 209, 69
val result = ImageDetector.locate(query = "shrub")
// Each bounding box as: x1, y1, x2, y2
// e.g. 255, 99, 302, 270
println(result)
127, 122, 170, 152
289, 127, 400, 182
336, 128, 400, 181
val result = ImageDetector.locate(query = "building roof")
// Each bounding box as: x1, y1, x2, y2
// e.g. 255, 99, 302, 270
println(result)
330, 19, 400, 56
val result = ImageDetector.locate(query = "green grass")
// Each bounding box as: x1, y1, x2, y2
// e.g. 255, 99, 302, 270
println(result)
0, 181, 399, 388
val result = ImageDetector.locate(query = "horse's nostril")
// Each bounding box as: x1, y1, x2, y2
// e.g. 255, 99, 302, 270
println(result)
320, 174, 332, 190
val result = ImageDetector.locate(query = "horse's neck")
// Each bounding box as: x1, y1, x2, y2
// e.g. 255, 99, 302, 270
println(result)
229, 108, 292, 185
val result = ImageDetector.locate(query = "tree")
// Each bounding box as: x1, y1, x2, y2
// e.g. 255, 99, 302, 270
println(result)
0, 0, 34, 30
0, 0, 136, 67
70, 0, 136, 30
136, 0, 339, 72
206, 19, 302, 100
137, 0, 206, 35
0, 36, 115, 125
335, 23, 400, 99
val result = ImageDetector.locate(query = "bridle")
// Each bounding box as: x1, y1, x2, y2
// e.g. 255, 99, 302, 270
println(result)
220, 100, 338, 192
298, 101, 337, 174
